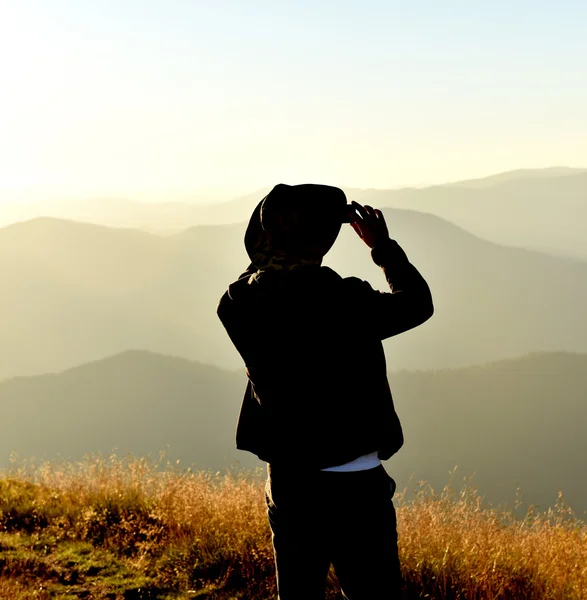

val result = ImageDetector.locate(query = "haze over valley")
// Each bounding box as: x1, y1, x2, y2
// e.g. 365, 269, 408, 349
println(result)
2, 169, 587, 378
3, 168, 586, 259
1, 167, 586, 515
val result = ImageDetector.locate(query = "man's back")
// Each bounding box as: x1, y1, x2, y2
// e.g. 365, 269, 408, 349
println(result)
217, 238, 432, 468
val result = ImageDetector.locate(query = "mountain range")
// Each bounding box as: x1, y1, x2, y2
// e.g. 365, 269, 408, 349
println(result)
1, 350, 585, 514
1, 208, 587, 380
3, 167, 586, 259
349, 169, 587, 259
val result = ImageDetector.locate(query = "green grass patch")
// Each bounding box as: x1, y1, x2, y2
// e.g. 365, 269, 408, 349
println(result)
0, 532, 158, 599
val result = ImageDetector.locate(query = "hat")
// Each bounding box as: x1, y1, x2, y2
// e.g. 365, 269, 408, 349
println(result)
245, 184, 348, 269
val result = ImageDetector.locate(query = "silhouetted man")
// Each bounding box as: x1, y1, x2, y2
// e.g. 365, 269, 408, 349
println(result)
217, 184, 433, 600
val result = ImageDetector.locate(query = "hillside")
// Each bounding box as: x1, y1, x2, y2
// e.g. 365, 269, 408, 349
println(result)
348, 170, 587, 259
0, 218, 244, 378
0, 351, 254, 473
389, 352, 587, 514
1, 351, 585, 514
1, 211, 587, 379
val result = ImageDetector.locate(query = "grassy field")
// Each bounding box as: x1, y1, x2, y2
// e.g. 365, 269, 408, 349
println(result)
0, 455, 585, 599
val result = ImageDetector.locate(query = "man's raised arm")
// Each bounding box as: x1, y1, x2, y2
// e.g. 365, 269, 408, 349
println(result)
349, 202, 434, 340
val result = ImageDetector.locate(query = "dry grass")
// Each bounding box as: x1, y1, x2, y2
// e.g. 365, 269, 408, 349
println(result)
0, 455, 585, 599
396, 480, 586, 599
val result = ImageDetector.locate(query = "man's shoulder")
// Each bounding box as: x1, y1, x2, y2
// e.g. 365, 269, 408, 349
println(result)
217, 272, 255, 321
321, 267, 366, 286
218, 274, 251, 308
337, 272, 375, 294
219, 266, 374, 307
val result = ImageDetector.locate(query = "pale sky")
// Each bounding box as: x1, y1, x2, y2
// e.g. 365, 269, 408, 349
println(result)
1, 0, 586, 203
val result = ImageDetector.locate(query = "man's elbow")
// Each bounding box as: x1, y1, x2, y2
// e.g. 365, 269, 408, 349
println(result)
425, 296, 434, 321
217, 292, 231, 324
416, 294, 434, 326
404, 279, 434, 327
391, 297, 434, 338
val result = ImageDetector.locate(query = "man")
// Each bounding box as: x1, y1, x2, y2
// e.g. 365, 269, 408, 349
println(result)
217, 183, 433, 599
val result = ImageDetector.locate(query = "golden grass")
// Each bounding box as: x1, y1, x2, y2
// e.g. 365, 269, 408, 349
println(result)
397, 481, 586, 599
0, 577, 53, 600
0, 455, 585, 599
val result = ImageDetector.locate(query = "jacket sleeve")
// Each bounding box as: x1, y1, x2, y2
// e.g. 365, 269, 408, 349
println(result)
361, 238, 434, 340
216, 264, 258, 364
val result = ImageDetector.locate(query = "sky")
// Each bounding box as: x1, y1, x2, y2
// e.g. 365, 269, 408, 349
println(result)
1, 0, 586, 204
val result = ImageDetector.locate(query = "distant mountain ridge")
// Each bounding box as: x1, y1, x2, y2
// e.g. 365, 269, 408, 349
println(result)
1, 168, 585, 259
0, 350, 249, 473
445, 166, 586, 188
347, 171, 587, 259
2, 210, 587, 380
1, 350, 585, 514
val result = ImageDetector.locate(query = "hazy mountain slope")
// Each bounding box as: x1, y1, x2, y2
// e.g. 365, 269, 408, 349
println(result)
0, 219, 217, 378
2, 168, 585, 260
206, 169, 587, 259
447, 166, 586, 188
0, 218, 171, 293
347, 172, 587, 259
0, 351, 253, 473
1, 213, 587, 379
389, 352, 587, 514
0, 189, 269, 232
1, 351, 584, 513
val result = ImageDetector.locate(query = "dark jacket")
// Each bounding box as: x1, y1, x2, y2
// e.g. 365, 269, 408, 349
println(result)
217, 238, 433, 469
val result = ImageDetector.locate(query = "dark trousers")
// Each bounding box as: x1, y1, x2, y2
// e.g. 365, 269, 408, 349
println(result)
265, 464, 402, 600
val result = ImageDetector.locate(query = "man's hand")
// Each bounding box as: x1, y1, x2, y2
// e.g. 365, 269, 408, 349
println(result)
349, 201, 390, 249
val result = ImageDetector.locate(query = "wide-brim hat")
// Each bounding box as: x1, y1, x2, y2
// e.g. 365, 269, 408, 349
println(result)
245, 183, 349, 269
